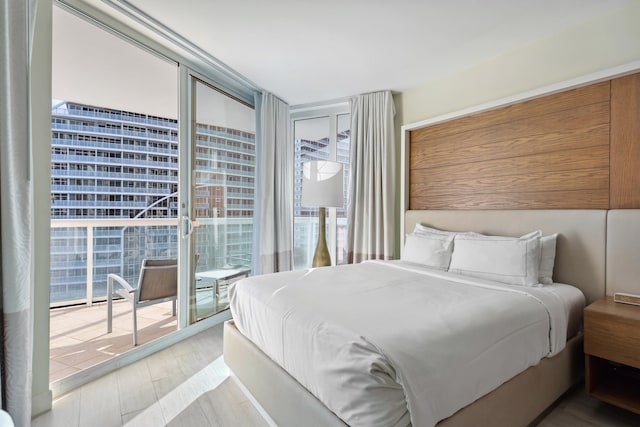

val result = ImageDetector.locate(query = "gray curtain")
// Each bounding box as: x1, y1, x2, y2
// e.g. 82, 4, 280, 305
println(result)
347, 91, 396, 263
1, 0, 35, 425
254, 92, 293, 274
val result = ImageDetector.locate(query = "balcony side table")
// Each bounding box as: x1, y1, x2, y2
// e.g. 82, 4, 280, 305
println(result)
195, 268, 250, 310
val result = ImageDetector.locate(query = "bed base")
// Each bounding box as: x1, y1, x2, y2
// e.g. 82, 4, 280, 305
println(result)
223, 320, 584, 427
224, 320, 346, 426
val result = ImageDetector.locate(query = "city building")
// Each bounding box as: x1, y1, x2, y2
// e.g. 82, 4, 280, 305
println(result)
50, 101, 255, 305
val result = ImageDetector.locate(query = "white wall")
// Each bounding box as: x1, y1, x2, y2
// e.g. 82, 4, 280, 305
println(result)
397, 1, 640, 126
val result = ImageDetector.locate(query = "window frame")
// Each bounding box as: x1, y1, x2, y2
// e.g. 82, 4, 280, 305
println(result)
291, 102, 350, 267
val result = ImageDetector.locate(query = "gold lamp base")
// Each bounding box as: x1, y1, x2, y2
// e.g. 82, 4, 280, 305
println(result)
312, 207, 331, 267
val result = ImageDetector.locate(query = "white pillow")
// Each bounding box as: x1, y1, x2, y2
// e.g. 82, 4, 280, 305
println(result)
413, 223, 456, 237
449, 231, 541, 286
414, 223, 478, 238
465, 230, 557, 285
539, 233, 558, 285
402, 232, 454, 270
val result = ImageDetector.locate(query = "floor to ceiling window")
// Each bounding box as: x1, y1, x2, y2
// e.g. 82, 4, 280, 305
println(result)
50, 5, 181, 383
48, 4, 261, 388
293, 109, 351, 269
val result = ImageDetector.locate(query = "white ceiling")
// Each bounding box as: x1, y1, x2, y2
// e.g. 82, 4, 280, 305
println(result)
81, 0, 631, 106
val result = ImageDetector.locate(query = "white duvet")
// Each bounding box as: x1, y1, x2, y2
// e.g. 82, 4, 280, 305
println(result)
229, 260, 583, 427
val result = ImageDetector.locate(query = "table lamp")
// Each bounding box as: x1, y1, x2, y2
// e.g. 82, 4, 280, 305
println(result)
301, 160, 344, 267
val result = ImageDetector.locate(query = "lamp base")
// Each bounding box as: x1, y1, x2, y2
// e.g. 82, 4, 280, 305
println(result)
312, 207, 331, 268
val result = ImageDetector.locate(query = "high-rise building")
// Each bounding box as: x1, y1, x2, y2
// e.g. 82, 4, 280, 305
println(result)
50, 101, 255, 305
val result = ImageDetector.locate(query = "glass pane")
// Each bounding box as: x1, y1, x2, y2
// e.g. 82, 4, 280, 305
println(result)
293, 117, 330, 269
336, 114, 351, 265
52, 6, 177, 119
51, 5, 178, 306
50, 227, 87, 303
50, 101, 179, 306
191, 80, 256, 321
49, 5, 179, 379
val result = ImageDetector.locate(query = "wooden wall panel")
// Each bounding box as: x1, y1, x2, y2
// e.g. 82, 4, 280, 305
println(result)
411, 81, 610, 142
409, 83, 611, 210
409, 190, 609, 210
411, 106, 609, 170
610, 73, 640, 208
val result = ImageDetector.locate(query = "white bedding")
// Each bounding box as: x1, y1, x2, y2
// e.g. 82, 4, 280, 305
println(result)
229, 260, 584, 427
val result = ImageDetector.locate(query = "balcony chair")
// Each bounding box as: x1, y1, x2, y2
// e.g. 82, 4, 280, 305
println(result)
107, 258, 177, 346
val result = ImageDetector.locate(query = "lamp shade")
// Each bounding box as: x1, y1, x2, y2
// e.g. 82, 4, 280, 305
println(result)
301, 161, 344, 208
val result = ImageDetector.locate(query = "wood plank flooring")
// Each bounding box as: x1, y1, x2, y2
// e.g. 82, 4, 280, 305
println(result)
34, 322, 640, 427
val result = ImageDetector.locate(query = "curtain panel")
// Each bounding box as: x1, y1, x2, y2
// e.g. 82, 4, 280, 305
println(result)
0, 0, 35, 425
254, 92, 293, 274
347, 91, 396, 263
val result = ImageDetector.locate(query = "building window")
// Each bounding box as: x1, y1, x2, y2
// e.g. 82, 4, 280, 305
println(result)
293, 111, 350, 269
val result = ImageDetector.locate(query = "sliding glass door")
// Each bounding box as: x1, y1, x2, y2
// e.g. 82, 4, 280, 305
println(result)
186, 77, 256, 323
48, 5, 258, 387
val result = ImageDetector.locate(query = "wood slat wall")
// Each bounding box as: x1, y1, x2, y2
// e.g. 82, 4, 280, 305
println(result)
409, 72, 640, 210
611, 73, 640, 208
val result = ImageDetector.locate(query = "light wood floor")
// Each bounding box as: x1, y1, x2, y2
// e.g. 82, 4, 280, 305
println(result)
35, 321, 640, 427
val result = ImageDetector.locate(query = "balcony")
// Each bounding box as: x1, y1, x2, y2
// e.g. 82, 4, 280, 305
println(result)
50, 299, 177, 382
51, 122, 177, 143
49, 217, 242, 383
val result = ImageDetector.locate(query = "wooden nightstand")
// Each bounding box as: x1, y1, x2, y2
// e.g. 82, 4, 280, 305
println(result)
584, 296, 640, 414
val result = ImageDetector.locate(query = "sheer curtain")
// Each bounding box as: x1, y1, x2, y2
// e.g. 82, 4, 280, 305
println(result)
1, 0, 35, 425
347, 90, 396, 263
254, 92, 293, 274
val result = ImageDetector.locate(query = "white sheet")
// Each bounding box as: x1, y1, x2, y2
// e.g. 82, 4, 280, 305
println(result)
229, 260, 584, 427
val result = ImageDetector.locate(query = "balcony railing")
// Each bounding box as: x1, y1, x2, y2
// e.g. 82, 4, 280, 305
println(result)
52, 169, 176, 182
51, 184, 175, 195
52, 106, 178, 129
51, 122, 176, 142
195, 127, 255, 145
49, 217, 255, 308
52, 138, 177, 156
50, 218, 178, 307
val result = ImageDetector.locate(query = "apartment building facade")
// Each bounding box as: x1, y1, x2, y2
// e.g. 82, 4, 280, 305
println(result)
50, 101, 255, 305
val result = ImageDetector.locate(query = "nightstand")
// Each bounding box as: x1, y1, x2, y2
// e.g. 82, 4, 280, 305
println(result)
584, 296, 640, 414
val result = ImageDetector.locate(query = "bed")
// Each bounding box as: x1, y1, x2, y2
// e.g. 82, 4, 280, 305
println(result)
224, 209, 607, 427
223, 69, 640, 424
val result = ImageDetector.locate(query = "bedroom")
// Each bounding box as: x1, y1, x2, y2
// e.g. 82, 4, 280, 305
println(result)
2, 0, 640, 426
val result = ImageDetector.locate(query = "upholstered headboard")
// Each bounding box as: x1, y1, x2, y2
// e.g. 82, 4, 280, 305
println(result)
404, 210, 607, 304
606, 210, 640, 296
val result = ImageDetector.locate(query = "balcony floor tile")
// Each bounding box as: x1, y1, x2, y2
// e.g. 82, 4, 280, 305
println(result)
49, 299, 177, 383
